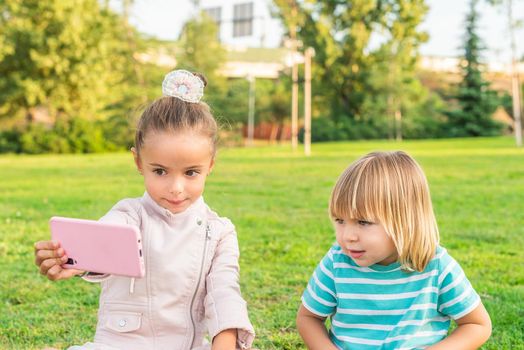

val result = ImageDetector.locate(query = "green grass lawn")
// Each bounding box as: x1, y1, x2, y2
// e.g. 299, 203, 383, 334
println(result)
1, 137, 523, 349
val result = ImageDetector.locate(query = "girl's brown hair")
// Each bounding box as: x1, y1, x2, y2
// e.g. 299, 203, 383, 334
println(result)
134, 73, 218, 155
329, 151, 439, 272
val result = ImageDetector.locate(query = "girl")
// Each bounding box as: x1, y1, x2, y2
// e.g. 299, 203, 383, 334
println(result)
296, 151, 491, 350
34, 70, 255, 350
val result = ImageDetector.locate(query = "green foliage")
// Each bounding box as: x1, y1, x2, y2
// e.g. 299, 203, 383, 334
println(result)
274, 0, 429, 122
443, 0, 504, 137
0, 129, 22, 153
0, 116, 137, 154
363, 65, 448, 139
210, 78, 250, 127
0, 0, 134, 124
16, 119, 108, 154
176, 12, 227, 93
255, 77, 291, 124
1, 138, 523, 349
299, 116, 388, 142
211, 76, 291, 131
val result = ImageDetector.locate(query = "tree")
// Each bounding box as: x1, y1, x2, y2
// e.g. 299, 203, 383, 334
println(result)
444, 0, 503, 137
176, 12, 229, 120
177, 12, 225, 82
486, 0, 523, 146
364, 0, 431, 139
0, 0, 134, 126
274, 0, 428, 122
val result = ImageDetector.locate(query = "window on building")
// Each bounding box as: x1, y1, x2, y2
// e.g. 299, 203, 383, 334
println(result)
233, 2, 253, 37
203, 7, 222, 37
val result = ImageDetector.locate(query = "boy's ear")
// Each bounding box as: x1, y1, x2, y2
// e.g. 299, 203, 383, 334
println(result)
131, 147, 143, 174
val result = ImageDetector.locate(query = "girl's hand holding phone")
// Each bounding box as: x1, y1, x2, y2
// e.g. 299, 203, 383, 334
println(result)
34, 240, 84, 280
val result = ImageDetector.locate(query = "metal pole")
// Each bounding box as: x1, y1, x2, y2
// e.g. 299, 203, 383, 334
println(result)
395, 109, 402, 141
291, 57, 299, 149
508, 0, 522, 147
290, 5, 299, 150
304, 47, 313, 156
247, 75, 256, 146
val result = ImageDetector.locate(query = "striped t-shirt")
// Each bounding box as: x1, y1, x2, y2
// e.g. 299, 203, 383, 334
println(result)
301, 245, 480, 350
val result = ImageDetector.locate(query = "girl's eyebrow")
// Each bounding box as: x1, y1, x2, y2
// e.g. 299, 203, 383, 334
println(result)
148, 162, 168, 168
148, 163, 205, 170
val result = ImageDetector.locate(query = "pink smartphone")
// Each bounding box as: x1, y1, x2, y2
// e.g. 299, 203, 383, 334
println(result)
49, 216, 145, 278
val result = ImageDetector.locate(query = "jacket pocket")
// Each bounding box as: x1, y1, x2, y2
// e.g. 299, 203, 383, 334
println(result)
105, 311, 142, 333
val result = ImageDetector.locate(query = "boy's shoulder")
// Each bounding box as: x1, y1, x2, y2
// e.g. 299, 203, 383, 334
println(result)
431, 245, 454, 267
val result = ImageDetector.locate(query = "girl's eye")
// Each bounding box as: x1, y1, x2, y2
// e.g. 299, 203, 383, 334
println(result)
186, 170, 200, 177
153, 169, 166, 176
358, 220, 373, 226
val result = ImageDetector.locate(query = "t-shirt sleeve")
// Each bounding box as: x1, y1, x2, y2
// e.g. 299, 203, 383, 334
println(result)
301, 248, 338, 317
437, 250, 481, 320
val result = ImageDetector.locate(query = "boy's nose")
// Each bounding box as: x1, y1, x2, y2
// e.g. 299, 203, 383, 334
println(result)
343, 227, 358, 242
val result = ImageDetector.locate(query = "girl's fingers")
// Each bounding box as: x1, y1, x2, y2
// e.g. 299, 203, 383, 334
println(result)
46, 263, 63, 281
35, 248, 65, 266
63, 268, 84, 279
48, 266, 82, 281
34, 240, 60, 252
39, 256, 67, 276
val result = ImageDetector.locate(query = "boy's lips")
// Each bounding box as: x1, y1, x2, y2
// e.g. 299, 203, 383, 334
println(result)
348, 249, 365, 259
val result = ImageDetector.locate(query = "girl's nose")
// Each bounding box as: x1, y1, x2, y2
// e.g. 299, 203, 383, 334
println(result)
169, 178, 183, 194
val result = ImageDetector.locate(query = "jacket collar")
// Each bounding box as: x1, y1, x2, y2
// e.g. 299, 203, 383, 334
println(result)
141, 191, 206, 223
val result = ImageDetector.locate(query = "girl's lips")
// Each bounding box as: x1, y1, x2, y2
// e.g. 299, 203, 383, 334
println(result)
348, 249, 365, 259
166, 198, 186, 205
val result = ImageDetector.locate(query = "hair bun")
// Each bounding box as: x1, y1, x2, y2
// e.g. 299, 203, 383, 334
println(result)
192, 72, 208, 87
162, 70, 204, 103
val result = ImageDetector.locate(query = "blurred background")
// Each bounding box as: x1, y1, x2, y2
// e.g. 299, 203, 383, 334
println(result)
0, 0, 523, 153
1, 2, 524, 349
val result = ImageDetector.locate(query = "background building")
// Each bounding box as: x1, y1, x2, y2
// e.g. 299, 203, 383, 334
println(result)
199, 0, 284, 49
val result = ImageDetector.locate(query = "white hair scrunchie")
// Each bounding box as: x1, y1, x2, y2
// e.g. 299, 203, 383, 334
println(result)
162, 70, 204, 103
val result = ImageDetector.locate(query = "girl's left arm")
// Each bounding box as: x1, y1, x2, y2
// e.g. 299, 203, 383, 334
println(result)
427, 302, 492, 350
204, 220, 255, 349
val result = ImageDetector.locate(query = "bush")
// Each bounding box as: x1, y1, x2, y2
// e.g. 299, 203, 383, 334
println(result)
0, 129, 22, 153
299, 116, 388, 143
0, 118, 113, 154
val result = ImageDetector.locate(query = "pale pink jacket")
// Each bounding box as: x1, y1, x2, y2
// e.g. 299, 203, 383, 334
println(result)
75, 192, 255, 350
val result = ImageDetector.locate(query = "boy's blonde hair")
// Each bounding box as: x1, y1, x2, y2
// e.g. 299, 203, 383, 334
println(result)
329, 151, 439, 272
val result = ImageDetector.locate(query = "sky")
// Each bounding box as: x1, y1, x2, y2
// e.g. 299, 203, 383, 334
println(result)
122, 0, 524, 65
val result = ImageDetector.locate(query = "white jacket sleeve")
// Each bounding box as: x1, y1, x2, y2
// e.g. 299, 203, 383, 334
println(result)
82, 198, 141, 284
204, 221, 255, 350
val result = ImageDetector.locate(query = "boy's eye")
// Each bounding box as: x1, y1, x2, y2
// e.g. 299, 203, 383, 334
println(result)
357, 220, 373, 226
185, 169, 200, 177
153, 168, 166, 176
334, 218, 345, 224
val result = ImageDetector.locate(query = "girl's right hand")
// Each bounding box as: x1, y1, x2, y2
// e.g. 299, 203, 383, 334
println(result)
34, 240, 84, 281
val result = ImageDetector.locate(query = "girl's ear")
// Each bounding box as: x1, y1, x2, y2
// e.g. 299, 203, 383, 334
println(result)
131, 147, 143, 174
208, 158, 215, 175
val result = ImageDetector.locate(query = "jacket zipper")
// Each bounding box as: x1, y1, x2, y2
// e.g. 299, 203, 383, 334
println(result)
189, 223, 211, 348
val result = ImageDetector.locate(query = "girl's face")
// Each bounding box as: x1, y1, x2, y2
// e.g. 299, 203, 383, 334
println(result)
334, 217, 398, 266
133, 130, 214, 214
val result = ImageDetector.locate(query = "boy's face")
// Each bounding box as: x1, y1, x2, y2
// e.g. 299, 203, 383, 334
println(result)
132, 130, 214, 214
334, 217, 398, 266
